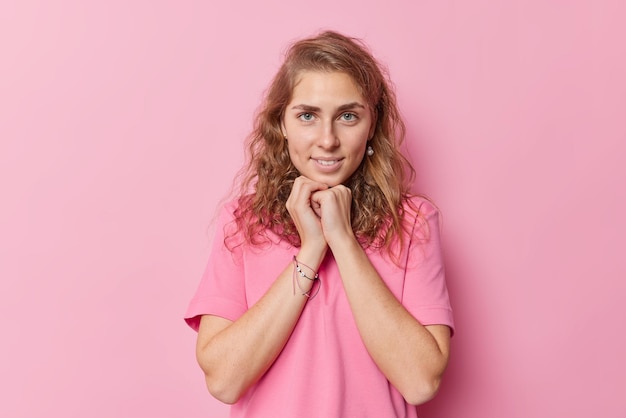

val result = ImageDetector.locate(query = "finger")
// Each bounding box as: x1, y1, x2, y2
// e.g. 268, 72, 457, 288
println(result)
311, 199, 322, 218
311, 185, 352, 210
286, 177, 330, 247
312, 186, 354, 232
287, 177, 328, 213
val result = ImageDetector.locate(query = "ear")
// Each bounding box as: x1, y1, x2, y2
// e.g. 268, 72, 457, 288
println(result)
280, 121, 287, 139
368, 110, 377, 139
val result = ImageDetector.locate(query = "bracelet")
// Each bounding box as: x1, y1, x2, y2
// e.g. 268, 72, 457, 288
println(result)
295, 259, 318, 281
292, 256, 321, 299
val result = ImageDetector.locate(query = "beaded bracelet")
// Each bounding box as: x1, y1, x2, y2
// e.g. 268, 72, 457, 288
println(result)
292, 256, 321, 299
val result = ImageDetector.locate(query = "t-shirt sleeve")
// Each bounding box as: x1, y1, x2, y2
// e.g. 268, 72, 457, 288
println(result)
402, 199, 455, 336
184, 203, 248, 332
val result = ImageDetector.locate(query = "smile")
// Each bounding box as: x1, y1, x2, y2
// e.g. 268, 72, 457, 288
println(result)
314, 159, 339, 166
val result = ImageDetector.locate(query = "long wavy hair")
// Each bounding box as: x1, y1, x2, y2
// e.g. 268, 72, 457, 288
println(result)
229, 30, 419, 257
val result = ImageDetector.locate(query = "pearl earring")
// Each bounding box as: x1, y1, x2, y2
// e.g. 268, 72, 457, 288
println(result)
366, 145, 374, 156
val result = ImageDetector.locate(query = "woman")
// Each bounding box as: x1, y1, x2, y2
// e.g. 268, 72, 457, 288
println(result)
185, 30, 454, 417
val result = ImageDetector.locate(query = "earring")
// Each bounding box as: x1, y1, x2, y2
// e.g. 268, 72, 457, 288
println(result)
366, 145, 374, 156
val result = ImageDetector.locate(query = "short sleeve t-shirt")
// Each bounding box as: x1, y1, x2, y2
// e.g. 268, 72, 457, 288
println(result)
185, 196, 454, 418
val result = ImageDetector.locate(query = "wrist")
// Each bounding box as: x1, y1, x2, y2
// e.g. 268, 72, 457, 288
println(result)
297, 243, 327, 271
292, 254, 323, 300
327, 232, 359, 256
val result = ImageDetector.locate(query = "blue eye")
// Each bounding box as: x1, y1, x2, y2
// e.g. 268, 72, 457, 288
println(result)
299, 113, 314, 121
341, 113, 357, 121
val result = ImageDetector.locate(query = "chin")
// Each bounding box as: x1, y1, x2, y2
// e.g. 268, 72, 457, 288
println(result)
301, 170, 351, 187
316, 177, 345, 187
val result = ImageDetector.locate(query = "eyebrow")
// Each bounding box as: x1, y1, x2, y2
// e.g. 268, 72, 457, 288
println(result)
291, 102, 366, 112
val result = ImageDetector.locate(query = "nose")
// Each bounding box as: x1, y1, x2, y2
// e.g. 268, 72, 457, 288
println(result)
318, 120, 339, 149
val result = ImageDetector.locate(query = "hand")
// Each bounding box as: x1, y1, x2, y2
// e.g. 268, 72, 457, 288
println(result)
286, 176, 329, 253
310, 184, 356, 248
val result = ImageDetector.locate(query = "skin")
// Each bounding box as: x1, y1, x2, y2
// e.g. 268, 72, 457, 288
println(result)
281, 71, 372, 188
196, 70, 451, 406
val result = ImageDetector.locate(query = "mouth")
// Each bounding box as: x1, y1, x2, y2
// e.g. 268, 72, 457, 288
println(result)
313, 159, 340, 167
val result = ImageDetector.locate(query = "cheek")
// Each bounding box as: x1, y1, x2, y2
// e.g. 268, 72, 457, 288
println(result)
286, 140, 305, 163
286, 128, 317, 150
340, 126, 370, 148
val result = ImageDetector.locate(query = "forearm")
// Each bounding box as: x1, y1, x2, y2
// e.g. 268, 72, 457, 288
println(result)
196, 247, 325, 404
331, 237, 450, 405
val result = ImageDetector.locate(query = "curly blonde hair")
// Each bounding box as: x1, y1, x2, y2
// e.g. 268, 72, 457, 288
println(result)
229, 30, 419, 256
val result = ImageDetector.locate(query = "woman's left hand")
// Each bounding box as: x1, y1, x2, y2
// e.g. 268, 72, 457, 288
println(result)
310, 184, 355, 248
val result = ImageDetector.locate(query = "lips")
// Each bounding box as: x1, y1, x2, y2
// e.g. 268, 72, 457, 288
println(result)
311, 157, 344, 173
315, 159, 339, 166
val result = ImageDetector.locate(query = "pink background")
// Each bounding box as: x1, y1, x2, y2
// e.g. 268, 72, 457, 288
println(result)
1, 1, 625, 417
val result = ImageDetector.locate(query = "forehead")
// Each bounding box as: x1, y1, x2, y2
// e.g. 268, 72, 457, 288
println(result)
289, 71, 365, 104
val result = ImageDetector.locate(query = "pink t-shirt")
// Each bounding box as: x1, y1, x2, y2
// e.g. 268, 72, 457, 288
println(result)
185, 196, 454, 418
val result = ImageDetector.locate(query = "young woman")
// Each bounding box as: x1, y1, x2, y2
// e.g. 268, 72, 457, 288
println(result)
185, 30, 454, 418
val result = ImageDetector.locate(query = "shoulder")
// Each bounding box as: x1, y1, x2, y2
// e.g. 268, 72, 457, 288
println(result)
402, 195, 442, 241
210, 198, 245, 249
212, 198, 239, 228
220, 198, 241, 218
403, 195, 440, 222
216, 195, 289, 250
215, 195, 253, 225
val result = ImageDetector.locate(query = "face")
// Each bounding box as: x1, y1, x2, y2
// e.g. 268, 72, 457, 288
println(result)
282, 71, 372, 187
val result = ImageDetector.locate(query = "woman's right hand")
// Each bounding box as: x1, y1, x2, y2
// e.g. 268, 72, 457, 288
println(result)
286, 176, 329, 255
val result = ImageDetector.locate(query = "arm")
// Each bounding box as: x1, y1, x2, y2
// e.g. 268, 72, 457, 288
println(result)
196, 253, 318, 404
312, 186, 451, 405
195, 177, 328, 404
332, 238, 450, 405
